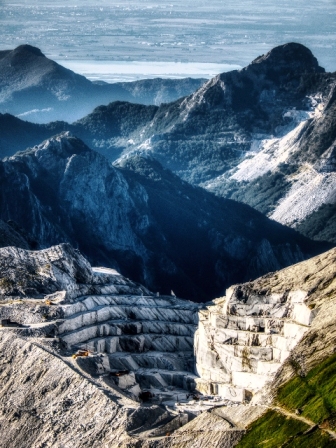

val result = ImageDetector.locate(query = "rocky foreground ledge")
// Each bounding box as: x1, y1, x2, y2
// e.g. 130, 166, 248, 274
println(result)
1, 244, 336, 447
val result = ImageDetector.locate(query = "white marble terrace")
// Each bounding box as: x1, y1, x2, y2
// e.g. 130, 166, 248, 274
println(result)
57, 269, 201, 398
195, 287, 317, 402
53, 267, 316, 405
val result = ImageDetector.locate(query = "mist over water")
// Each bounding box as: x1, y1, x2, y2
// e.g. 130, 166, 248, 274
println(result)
1, 0, 335, 80
58, 60, 242, 83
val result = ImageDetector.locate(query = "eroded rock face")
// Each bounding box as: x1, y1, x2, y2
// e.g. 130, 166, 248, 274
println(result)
195, 288, 316, 402
1, 244, 336, 447
0, 243, 92, 298
0, 244, 200, 408
1, 133, 327, 302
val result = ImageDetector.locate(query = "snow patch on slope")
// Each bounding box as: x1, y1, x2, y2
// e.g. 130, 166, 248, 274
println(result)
270, 167, 336, 226
231, 120, 308, 182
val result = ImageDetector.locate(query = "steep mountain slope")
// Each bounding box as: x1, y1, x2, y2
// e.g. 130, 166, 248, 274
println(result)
1, 245, 336, 447
0, 332, 131, 448
0, 113, 66, 159
0, 102, 160, 160
107, 43, 326, 175
0, 219, 31, 250
0, 132, 329, 301
215, 75, 336, 241
0, 45, 205, 123
2, 44, 335, 245
1, 43, 326, 165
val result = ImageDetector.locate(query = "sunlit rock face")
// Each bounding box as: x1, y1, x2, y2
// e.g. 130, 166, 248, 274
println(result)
0, 244, 201, 400
195, 285, 317, 402
1, 244, 336, 446
1, 132, 327, 302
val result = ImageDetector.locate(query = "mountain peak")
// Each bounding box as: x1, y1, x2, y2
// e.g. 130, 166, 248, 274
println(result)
0, 44, 53, 74
12, 44, 45, 58
250, 42, 325, 73
10, 132, 92, 165
33, 132, 91, 156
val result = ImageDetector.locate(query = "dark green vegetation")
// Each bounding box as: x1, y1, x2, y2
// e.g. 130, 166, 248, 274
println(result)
296, 203, 336, 244
219, 164, 295, 215
277, 353, 336, 428
237, 411, 335, 448
236, 410, 309, 448
237, 354, 336, 447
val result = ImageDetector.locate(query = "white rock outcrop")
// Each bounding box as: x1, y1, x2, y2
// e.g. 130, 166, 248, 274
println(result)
0, 243, 325, 414
0, 244, 201, 401
57, 288, 200, 396
194, 286, 317, 402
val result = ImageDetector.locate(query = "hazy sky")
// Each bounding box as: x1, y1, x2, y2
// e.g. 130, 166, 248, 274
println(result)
1, 0, 335, 71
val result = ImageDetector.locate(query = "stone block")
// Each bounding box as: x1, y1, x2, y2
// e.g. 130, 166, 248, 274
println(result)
256, 360, 281, 375
283, 322, 308, 339
106, 337, 118, 353
232, 371, 269, 390
291, 303, 316, 326
217, 383, 245, 402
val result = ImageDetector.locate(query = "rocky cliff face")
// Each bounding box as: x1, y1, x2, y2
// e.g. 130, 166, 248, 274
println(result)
0, 219, 31, 249
195, 279, 317, 403
75, 43, 326, 175
1, 245, 336, 447
1, 44, 335, 245
0, 45, 205, 123
215, 73, 336, 242
0, 132, 329, 301
0, 244, 202, 445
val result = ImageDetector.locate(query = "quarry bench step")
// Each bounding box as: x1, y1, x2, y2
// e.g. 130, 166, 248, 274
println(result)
134, 368, 198, 391
58, 318, 197, 338
67, 333, 194, 354
100, 350, 194, 372
63, 295, 199, 316
61, 304, 198, 325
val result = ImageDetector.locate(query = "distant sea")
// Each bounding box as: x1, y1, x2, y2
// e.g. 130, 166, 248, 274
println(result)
1, 0, 335, 73
58, 60, 242, 83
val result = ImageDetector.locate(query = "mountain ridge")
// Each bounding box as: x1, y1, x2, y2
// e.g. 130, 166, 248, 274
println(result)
0, 132, 330, 301
0, 44, 205, 123
1, 43, 335, 246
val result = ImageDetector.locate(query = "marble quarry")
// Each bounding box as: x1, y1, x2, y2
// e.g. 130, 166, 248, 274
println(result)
57, 267, 201, 399
0, 244, 318, 410
195, 286, 317, 402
